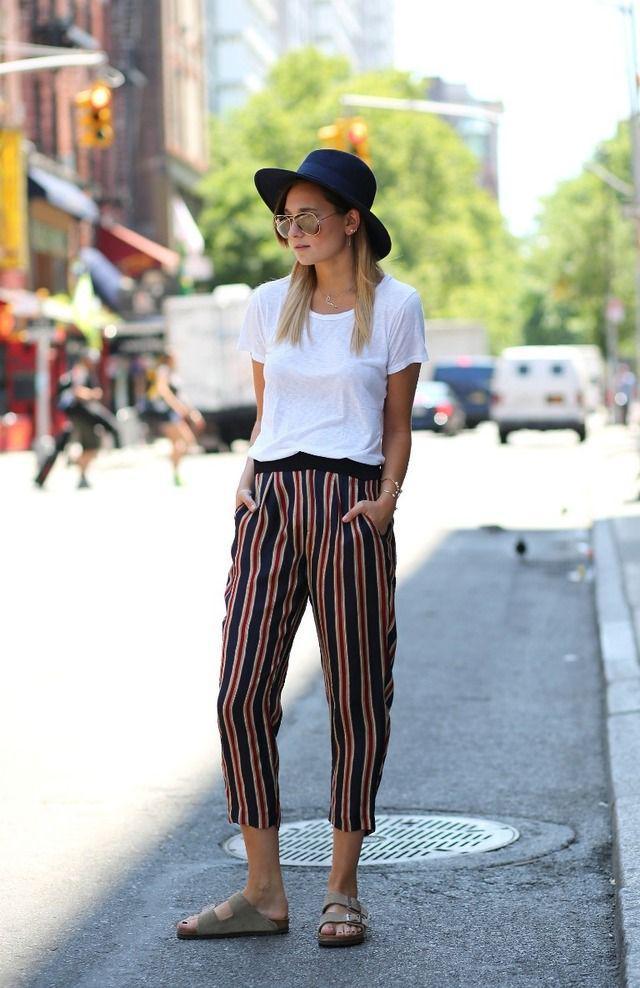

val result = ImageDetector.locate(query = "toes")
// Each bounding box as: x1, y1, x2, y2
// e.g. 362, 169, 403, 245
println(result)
320, 921, 359, 938
177, 916, 197, 933
325, 923, 353, 937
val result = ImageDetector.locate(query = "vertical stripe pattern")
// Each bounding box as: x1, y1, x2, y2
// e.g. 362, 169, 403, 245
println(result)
218, 468, 397, 834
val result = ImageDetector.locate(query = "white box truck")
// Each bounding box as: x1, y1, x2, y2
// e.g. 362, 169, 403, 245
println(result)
420, 320, 489, 380
163, 285, 256, 450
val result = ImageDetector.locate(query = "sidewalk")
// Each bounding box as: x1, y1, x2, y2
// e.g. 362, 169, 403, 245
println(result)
595, 508, 640, 988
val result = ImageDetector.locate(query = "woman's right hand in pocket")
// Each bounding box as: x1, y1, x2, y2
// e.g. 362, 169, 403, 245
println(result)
235, 487, 257, 512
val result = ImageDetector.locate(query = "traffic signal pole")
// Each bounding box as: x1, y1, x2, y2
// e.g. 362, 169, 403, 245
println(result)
0, 41, 107, 75
340, 93, 503, 125
319, 95, 502, 166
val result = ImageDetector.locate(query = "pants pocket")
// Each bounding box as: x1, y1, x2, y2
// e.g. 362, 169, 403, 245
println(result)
359, 511, 394, 540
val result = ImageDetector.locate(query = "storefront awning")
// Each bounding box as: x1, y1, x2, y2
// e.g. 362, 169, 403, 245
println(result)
28, 166, 99, 223
80, 246, 130, 309
97, 222, 180, 277
0, 287, 43, 319
171, 194, 205, 255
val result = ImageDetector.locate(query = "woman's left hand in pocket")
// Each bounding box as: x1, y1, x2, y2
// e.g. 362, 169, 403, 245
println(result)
342, 499, 394, 536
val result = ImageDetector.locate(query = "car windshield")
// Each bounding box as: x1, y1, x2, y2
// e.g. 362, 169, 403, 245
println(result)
433, 364, 493, 385
415, 382, 451, 399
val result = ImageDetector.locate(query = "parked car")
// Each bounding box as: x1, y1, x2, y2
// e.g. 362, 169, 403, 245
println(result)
432, 357, 495, 427
490, 346, 588, 443
412, 381, 466, 435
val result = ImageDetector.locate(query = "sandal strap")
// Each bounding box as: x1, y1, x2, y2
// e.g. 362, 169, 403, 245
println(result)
196, 892, 283, 935
322, 891, 368, 918
318, 909, 367, 934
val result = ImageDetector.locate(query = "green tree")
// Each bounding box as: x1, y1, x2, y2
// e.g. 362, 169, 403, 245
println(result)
199, 49, 523, 351
522, 122, 635, 355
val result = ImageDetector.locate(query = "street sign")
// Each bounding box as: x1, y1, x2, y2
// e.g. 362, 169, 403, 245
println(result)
606, 297, 625, 325
0, 129, 27, 270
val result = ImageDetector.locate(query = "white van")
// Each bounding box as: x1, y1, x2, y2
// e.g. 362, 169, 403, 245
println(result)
491, 346, 588, 443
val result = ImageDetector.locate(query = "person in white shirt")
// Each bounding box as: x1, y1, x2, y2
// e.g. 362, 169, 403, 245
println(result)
177, 149, 428, 948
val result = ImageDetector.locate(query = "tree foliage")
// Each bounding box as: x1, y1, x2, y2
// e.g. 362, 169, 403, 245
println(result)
522, 122, 635, 355
199, 49, 523, 352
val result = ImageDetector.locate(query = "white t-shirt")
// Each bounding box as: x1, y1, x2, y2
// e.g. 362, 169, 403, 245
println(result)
237, 273, 429, 465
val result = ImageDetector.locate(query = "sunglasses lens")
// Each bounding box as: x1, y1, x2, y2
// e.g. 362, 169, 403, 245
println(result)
296, 213, 320, 234
274, 213, 321, 236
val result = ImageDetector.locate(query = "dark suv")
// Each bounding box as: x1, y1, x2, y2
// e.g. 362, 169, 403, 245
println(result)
432, 358, 495, 427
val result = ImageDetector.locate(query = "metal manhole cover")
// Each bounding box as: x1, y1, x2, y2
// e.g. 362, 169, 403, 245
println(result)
223, 814, 519, 866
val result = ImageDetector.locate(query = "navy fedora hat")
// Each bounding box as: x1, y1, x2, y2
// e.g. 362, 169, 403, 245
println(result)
254, 148, 392, 260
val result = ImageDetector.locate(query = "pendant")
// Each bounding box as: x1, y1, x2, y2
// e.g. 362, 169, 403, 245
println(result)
326, 295, 337, 309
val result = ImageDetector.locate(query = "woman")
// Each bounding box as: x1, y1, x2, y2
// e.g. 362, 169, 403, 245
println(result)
177, 149, 428, 947
144, 351, 204, 486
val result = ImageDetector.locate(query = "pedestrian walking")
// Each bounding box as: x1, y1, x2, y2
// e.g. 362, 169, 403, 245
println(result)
613, 362, 637, 425
35, 349, 120, 489
177, 149, 428, 947
141, 351, 204, 486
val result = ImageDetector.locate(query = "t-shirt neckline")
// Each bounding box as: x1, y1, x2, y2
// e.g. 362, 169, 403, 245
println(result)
309, 274, 388, 320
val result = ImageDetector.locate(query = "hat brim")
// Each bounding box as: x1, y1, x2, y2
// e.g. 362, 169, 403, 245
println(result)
254, 167, 392, 261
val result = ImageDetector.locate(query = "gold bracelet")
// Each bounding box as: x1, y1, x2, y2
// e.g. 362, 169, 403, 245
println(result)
381, 476, 402, 497
380, 486, 398, 499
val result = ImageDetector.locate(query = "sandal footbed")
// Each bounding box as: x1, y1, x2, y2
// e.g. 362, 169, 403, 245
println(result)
318, 930, 365, 947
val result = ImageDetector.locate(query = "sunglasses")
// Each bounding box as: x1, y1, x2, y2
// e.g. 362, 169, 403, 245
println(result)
274, 210, 341, 237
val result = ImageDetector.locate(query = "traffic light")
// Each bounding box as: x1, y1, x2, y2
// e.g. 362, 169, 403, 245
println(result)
75, 81, 114, 148
346, 117, 371, 165
317, 117, 350, 151
317, 116, 371, 165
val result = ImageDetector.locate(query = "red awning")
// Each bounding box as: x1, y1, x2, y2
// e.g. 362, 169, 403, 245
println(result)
97, 222, 180, 278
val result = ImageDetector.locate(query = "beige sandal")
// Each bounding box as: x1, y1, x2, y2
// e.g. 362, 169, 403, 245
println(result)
176, 891, 289, 939
317, 891, 368, 947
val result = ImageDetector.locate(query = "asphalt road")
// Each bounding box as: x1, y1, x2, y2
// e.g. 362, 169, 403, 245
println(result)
1, 420, 632, 988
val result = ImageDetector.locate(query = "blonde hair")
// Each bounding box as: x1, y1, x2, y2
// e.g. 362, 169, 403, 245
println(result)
273, 184, 384, 354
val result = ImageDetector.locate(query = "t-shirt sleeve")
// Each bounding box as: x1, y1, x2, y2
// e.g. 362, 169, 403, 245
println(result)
237, 289, 266, 363
387, 291, 429, 375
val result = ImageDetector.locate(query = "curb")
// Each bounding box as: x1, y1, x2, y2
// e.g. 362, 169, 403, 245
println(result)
594, 519, 640, 988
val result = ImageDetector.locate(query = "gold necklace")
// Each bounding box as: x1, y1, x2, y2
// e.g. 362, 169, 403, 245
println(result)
324, 286, 355, 309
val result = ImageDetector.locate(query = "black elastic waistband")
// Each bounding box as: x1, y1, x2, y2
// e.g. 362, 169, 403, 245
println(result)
253, 452, 382, 480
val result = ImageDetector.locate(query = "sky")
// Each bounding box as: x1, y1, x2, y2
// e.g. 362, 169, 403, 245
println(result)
393, 0, 633, 235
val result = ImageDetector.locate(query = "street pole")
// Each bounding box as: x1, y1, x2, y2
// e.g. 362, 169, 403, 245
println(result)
626, 2, 640, 384
32, 317, 54, 464
618, 1, 640, 382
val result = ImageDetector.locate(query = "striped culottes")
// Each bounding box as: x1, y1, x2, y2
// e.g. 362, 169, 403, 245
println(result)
218, 454, 397, 834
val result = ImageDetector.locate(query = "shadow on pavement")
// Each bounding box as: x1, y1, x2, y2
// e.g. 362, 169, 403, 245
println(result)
14, 525, 618, 988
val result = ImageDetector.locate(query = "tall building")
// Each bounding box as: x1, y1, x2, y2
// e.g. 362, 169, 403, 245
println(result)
0, 0, 109, 298
0, 0, 209, 449
205, 0, 279, 115
0, 0, 208, 284
107, 0, 209, 248
427, 78, 502, 200
205, 0, 395, 115
355, 0, 393, 71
